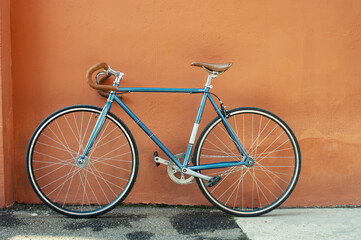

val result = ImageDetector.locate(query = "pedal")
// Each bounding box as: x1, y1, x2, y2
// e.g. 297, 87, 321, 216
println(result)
154, 151, 169, 166
206, 176, 221, 187
154, 151, 160, 166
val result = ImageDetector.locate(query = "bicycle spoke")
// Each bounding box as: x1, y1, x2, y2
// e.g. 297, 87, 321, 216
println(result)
248, 116, 264, 156
205, 138, 240, 162
93, 127, 122, 150
34, 151, 72, 164
33, 160, 73, 171
216, 169, 250, 200
226, 175, 243, 206
248, 124, 278, 156
92, 143, 130, 161
55, 120, 76, 158
41, 131, 77, 157
90, 160, 131, 173
249, 170, 266, 207
256, 166, 285, 193
256, 138, 290, 165
37, 141, 77, 155
72, 169, 84, 205
248, 118, 270, 155
41, 166, 78, 191
200, 147, 236, 156
91, 134, 123, 152
90, 168, 130, 182
252, 147, 294, 158
36, 163, 70, 181
252, 168, 263, 209
254, 165, 294, 180
80, 168, 91, 207
46, 166, 79, 197
61, 165, 81, 206
85, 166, 111, 203
77, 112, 94, 155
252, 170, 278, 201
64, 115, 81, 148
216, 125, 244, 159
82, 167, 101, 207
90, 164, 125, 191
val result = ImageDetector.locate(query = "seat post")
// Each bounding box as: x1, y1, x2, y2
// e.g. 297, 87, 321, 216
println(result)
205, 72, 218, 88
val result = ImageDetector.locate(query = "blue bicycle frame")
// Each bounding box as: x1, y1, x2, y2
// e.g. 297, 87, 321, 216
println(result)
81, 74, 251, 180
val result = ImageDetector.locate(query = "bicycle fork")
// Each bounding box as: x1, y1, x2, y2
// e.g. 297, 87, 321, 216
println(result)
78, 96, 113, 164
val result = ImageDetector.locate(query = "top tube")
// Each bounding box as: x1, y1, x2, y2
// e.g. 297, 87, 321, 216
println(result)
116, 87, 206, 93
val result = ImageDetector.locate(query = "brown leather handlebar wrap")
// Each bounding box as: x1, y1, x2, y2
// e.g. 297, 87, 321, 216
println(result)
86, 62, 118, 92
97, 73, 112, 97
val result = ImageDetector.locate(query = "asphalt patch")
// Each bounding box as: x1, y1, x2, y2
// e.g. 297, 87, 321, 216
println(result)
126, 231, 154, 240
0, 212, 25, 228
63, 214, 146, 232
170, 211, 239, 235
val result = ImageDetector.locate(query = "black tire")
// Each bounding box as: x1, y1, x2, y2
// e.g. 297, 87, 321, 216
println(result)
194, 107, 301, 217
26, 105, 138, 217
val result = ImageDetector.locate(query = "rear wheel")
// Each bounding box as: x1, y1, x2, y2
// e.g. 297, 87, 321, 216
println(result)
26, 105, 138, 217
194, 107, 300, 217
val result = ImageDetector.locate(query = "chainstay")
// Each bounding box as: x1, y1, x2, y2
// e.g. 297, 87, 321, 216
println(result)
218, 166, 247, 177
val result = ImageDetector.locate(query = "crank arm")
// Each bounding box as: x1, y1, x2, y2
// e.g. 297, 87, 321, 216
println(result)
154, 155, 169, 166
181, 168, 212, 181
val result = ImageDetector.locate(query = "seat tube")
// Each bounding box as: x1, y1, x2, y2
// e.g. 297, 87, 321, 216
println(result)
182, 75, 215, 167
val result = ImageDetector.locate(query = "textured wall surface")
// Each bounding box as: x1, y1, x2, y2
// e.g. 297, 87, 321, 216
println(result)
0, 0, 14, 208
9, 0, 361, 206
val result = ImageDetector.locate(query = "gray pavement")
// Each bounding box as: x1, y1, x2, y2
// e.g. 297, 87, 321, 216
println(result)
0, 204, 360, 240
235, 208, 361, 240
0, 204, 246, 240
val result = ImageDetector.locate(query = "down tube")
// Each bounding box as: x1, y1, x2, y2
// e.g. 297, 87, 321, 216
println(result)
113, 95, 183, 169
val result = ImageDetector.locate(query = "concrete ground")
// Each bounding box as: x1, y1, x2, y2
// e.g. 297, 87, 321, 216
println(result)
236, 208, 361, 240
0, 204, 360, 240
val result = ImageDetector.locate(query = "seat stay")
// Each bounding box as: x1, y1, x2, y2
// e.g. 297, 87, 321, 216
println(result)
207, 94, 249, 159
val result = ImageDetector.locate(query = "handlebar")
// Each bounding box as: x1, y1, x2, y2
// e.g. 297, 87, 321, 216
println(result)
86, 62, 118, 92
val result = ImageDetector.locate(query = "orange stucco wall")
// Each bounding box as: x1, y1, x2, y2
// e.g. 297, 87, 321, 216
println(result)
2, 0, 361, 207
0, 0, 15, 208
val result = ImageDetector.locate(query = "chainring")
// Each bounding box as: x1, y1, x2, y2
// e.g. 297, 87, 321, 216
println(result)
167, 153, 194, 184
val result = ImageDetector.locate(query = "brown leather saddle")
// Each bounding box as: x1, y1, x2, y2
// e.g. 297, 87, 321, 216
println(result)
191, 61, 233, 73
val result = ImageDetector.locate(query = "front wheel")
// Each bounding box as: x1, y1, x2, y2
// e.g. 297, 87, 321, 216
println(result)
26, 105, 138, 217
194, 107, 301, 217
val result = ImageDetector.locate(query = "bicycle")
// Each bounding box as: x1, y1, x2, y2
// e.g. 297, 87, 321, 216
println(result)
26, 61, 301, 218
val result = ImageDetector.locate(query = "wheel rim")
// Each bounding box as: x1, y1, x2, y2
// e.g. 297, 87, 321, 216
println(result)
196, 109, 300, 215
27, 107, 136, 216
